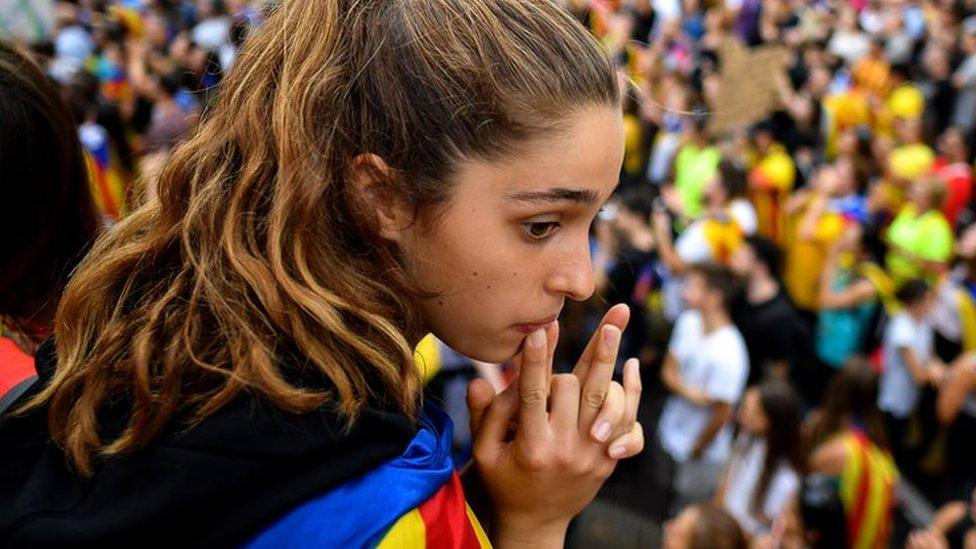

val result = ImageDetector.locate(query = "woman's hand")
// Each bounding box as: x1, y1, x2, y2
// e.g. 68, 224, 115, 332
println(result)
466, 306, 643, 548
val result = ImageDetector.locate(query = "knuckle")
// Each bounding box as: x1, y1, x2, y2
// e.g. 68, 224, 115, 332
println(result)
582, 389, 606, 410
519, 447, 548, 471
520, 388, 547, 407
472, 444, 491, 465
556, 449, 577, 469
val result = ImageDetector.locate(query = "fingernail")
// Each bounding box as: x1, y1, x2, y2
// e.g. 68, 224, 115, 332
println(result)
603, 326, 619, 346
593, 421, 612, 442
609, 445, 628, 459
527, 329, 546, 350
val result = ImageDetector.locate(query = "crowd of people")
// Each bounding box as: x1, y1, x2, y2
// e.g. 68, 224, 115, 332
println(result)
2, 0, 976, 547
559, 0, 976, 546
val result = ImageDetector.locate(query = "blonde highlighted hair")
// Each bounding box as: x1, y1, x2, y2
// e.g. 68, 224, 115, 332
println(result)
29, 0, 619, 475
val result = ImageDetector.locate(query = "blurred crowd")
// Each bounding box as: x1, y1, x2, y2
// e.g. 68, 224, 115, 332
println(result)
556, 0, 976, 547
8, 0, 262, 221
5, 0, 976, 547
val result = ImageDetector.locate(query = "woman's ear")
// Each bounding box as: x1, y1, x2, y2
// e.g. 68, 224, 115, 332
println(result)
347, 153, 413, 243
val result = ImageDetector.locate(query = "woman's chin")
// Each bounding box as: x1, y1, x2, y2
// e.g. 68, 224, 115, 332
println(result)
448, 334, 522, 364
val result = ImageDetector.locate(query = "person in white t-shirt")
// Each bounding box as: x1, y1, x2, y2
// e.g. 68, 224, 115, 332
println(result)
654, 161, 751, 321
879, 279, 945, 466
657, 263, 750, 515
717, 381, 803, 535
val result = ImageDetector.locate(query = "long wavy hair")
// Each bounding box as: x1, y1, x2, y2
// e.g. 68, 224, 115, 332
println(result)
25, 0, 619, 475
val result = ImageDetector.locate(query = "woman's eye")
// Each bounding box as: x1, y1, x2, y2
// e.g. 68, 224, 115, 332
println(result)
522, 221, 560, 241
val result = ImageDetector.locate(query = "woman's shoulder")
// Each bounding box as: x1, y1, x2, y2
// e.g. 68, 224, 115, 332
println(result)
0, 348, 419, 546
809, 434, 849, 476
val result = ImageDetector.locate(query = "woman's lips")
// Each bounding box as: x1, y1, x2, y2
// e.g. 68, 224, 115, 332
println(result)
514, 316, 558, 334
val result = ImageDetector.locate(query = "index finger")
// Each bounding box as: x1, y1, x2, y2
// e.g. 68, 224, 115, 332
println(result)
573, 304, 630, 382
517, 328, 551, 440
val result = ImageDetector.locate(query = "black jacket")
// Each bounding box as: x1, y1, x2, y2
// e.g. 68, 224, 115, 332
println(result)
0, 341, 416, 547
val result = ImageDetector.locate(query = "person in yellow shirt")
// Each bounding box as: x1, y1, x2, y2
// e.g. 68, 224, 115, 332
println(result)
874, 65, 925, 139
748, 122, 796, 245
784, 165, 848, 313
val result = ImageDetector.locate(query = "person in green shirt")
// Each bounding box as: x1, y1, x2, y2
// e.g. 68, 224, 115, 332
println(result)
672, 118, 721, 219
886, 176, 954, 283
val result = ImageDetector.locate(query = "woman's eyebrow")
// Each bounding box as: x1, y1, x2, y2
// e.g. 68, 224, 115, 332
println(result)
505, 187, 599, 205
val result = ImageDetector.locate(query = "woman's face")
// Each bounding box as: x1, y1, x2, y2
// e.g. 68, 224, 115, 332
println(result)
398, 107, 624, 362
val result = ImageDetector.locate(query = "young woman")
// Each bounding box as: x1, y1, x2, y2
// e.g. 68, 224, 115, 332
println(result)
0, 1, 644, 546
816, 224, 894, 371
806, 360, 898, 549
717, 380, 804, 536
0, 43, 100, 402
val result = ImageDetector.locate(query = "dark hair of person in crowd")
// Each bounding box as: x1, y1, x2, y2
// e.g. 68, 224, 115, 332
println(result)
799, 473, 848, 548
751, 380, 806, 516
22, 0, 620, 475
914, 175, 949, 212
687, 262, 740, 312
716, 159, 748, 200
690, 503, 749, 549
0, 42, 100, 347
229, 18, 251, 50
156, 71, 182, 99
743, 235, 782, 277
808, 358, 889, 451
857, 224, 887, 264
895, 278, 930, 307
618, 185, 655, 220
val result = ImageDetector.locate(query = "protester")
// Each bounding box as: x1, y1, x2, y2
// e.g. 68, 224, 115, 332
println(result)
3, 0, 976, 543
717, 380, 804, 536
0, 1, 645, 545
816, 225, 893, 371
879, 279, 944, 466
730, 235, 806, 384
806, 360, 898, 549
886, 176, 955, 283
657, 263, 748, 515
654, 161, 748, 320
